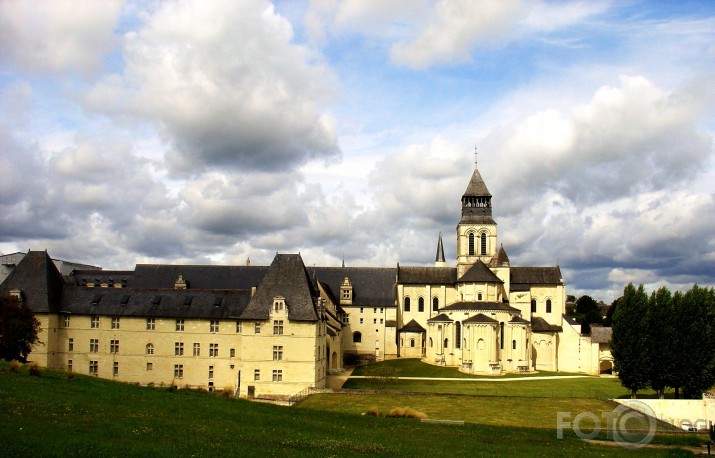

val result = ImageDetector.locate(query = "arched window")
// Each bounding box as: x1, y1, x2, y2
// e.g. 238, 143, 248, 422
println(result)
410, 338, 415, 348
512, 340, 516, 350
468, 233, 475, 256
404, 297, 411, 312
418, 297, 424, 312
500, 322, 505, 350
477, 292, 483, 301
401, 338, 404, 347
481, 232, 487, 255
531, 299, 537, 313
463, 338, 466, 349
478, 338, 485, 350
432, 297, 439, 311
429, 337, 433, 348
146, 343, 154, 355
353, 332, 362, 343
444, 338, 449, 348
455, 322, 462, 348
546, 299, 552, 313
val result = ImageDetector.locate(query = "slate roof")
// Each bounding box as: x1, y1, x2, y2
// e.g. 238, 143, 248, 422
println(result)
129, 264, 268, 290
0, 251, 65, 313
241, 254, 319, 321
428, 313, 453, 323
509, 316, 530, 324
441, 301, 519, 313
398, 319, 426, 333
531, 316, 563, 333
464, 167, 491, 197
397, 266, 456, 284
457, 260, 503, 283
311, 266, 396, 307
70, 270, 134, 287
489, 245, 510, 268
590, 326, 612, 343
385, 320, 397, 327
510, 267, 563, 285
463, 313, 498, 324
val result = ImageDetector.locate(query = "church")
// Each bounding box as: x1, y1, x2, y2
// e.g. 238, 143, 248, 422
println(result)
0, 165, 610, 399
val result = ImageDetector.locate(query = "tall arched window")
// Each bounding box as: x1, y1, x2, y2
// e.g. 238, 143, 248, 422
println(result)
455, 322, 462, 348
146, 343, 154, 355
468, 233, 475, 255
481, 232, 487, 255
410, 338, 415, 348
353, 332, 362, 343
546, 299, 552, 313
418, 297, 424, 312
512, 340, 516, 350
531, 299, 537, 313
429, 337, 433, 348
404, 297, 411, 312
444, 338, 449, 348
432, 297, 439, 311
500, 322, 505, 350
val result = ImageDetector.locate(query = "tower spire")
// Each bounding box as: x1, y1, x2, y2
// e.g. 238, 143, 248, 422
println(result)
435, 232, 446, 267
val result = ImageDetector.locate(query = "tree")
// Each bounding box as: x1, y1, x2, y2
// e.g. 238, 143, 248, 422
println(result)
611, 284, 650, 398
575, 295, 602, 335
0, 295, 41, 362
645, 287, 676, 399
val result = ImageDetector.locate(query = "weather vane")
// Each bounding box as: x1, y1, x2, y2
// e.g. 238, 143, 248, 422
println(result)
474, 145, 478, 169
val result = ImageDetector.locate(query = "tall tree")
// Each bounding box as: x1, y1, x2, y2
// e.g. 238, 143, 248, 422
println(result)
0, 295, 41, 362
611, 283, 650, 398
645, 287, 675, 399
575, 295, 602, 335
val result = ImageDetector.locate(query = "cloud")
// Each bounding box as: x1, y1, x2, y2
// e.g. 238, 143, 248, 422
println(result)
87, 0, 340, 175
0, 0, 122, 76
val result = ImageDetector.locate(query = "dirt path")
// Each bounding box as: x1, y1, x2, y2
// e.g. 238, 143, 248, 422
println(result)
326, 367, 354, 389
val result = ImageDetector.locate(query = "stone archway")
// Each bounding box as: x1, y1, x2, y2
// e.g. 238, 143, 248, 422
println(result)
599, 359, 613, 375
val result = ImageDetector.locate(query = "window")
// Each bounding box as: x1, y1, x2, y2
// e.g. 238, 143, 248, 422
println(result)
468, 232, 475, 255
380, 318, 383, 324
147, 318, 155, 330
373, 308, 377, 313
146, 362, 153, 371
193, 343, 200, 356
360, 307, 363, 313
432, 297, 439, 311
63, 315, 70, 327
353, 331, 362, 343
500, 322, 505, 350
111, 316, 120, 329
380, 308, 384, 313
531, 299, 537, 313
174, 364, 184, 379
230, 348, 235, 358
456, 322, 462, 349
210, 320, 219, 333
254, 322, 261, 334
481, 232, 487, 255
274, 300, 284, 311
512, 340, 517, 350
410, 338, 415, 348
444, 338, 449, 348
429, 337, 433, 348
236, 321, 242, 333
110, 339, 119, 353
404, 297, 410, 312
113, 361, 119, 376
272, 370, 283, 382
68, 360, 72, 372
146, 343, 154, 355
254, 369, 260, 381
89, 361, 98, 375
342, 289, 350, 299
273, 345, 283, 361
175, 342, 184, 356
477, 292, 483, 301
273, 320, 283, 335
418, 297, 424, 312
373, 318, 376, 324
91, 316, 99, 329
176, 319, 184, 331
209, 343, 218, 357
546, 299, 552, 313
90, 339, 98, 353
360, 318, 363, 324
208, 366, 214, 380
68, 338, 74, 352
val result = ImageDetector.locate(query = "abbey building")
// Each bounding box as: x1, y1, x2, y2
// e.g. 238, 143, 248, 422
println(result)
0, 166, 611, 399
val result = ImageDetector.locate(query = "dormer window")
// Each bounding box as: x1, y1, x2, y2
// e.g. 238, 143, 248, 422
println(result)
340, 276, 353, 305
174, 273, 188, 290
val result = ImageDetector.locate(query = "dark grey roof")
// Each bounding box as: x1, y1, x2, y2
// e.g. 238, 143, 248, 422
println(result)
509, 316, 530, 324
435, 233, 445, 263
510, 267, 563, 285
60, 287, 250, 319
489, 245, 510, 268
0, 251, 65, 313
428, 313, 453, 323
457, 260, 503, 283
130, 264, 268, 290
463, 167, 491, 197
463, 313, 498, 324
531, 316, 563, 333
398, 319, 426, 333
241, 254, 319, 321
510, 283, 531, 292
441, 301, 519, 313
398, 266, 456, 284
312, 267, 396, 307
590, 326, 612, 343
70, 270, 134, 287
385, 320, 397, 327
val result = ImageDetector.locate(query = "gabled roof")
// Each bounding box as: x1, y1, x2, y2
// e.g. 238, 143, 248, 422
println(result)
398, 266, 456, 284
241, 254, 319, 321
428, 313, 453, 323
511, 267, 563, 285
441, 301, 519, 313
398, 319, 426, 333
509, 316, 530, 324
0, 251, 65, 313
312, 267, 396, 307
531, 316, 563, 333
463, 313, 498, 324
590, 326, 612, 343
457, 260, 503, 283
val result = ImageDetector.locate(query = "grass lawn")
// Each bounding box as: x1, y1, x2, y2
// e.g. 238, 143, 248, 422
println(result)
0, 361, 699, 457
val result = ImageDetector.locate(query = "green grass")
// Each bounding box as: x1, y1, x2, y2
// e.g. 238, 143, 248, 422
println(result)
0, 362, 699, 457
351, 358, 582, 378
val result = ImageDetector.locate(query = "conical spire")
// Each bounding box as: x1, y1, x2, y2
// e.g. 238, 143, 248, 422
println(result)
435, 233, 447, 267
460, 165, 495, 224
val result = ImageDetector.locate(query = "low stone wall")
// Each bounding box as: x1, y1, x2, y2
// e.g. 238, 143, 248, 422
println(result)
614, 396, 715, 431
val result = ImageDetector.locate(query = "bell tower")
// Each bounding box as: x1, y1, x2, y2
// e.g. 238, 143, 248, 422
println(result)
456, 161, 498, 278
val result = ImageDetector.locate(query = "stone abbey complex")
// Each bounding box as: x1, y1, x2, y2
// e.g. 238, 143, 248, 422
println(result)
1, 166, 612, 399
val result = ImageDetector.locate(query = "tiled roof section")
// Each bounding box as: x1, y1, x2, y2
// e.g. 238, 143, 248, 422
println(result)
590, 326, 612, 343
130, 264, 268, 290
241, 254, 319, 321
70, 270, 134, 287
531, 316, 563, 333
311, 267, 396, 307
489, 245, 510, 268
510, 267, 563, 285
441, 301, 519, 313
463, 313, 498, 324
60, 287, 250, 319
398, 319, 426, 333
457, 260, 503, 283
428, 313, 453, 323
0, 251, 65, 313
398, 266, 456, 284
509, 316, 530, 324
464, 167, 491, 197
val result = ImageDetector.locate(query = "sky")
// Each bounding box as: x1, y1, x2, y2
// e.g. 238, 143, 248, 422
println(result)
0, 0, 713, 301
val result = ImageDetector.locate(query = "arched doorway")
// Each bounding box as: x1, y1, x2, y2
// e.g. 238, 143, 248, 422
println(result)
599, 360, 613, 375
331, 351, 338, 370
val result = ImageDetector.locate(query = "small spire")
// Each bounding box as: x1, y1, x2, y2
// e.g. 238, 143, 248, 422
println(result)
435, 233, 446, 268
341, 258, 345, 268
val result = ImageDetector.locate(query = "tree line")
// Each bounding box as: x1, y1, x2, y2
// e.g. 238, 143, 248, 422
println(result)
611, 283, 715, 399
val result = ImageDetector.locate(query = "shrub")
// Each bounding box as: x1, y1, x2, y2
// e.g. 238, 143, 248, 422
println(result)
220, 386, 233, 397
386, 407, 427, 419
366, 406, 380, 417
9, 360, 21, 373
28, 362, 41, 376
